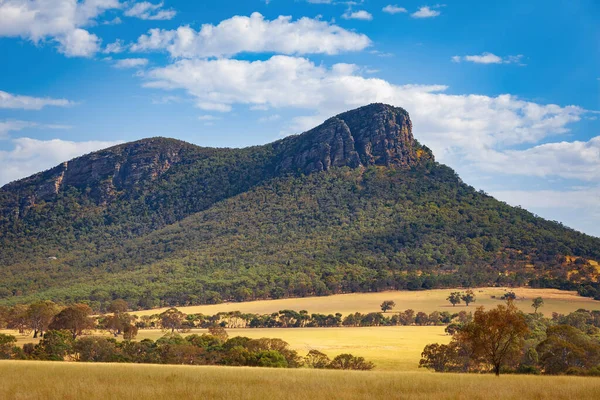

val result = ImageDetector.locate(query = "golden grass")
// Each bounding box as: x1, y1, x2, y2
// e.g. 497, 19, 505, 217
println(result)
133, 287, 600, 317
135, 326, 450, 371
0, 361, 598, 400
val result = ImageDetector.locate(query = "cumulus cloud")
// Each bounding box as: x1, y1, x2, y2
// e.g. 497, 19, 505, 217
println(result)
475, 137, 600, 181
0, 90, 75, 110
131, 12, 371, 58
0, 137, 123, 186
124, 1, 176, 20
342, 10, 373, 20
0, 0, 122, 57
452, 53, 524, 65
382, 5, 407, 14
143, 55, 587, 181
113, 58, 149, 69
411, 6, 441, 18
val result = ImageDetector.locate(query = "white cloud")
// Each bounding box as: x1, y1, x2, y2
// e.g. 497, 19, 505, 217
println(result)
113, 58, 149, 69
492, 187, 600, 210
0, 0, 122, 57
56, 28, 101, 57
0, 120, 72, 138
104, 39, 126, 54
475, 137, 600, 181
124, 1, 176, 20
453, 52, 524, 65
411, 6, 441, 18
144, 55, 586, 180
197, 115, 221, 121
0, 121, 36, 138
0, 90, 75, 110
342, 10, 373, 20
0, 137, 123, 186
131, 12, 371, 58
382, 5, 407, 14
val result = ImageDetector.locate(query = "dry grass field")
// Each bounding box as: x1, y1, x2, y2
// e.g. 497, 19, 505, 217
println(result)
132, 287, 600, 317
136, 326, 450, 371
0, 361, 599, 400
4, 288, 599, 372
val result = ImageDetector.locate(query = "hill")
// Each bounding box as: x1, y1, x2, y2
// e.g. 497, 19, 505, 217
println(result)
1, 104, 599, 309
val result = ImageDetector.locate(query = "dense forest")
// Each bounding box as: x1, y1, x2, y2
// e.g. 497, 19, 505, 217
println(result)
1, 104, 599, 309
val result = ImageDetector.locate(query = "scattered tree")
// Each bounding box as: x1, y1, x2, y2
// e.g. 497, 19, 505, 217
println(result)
461, 290, 476, 306
456, 301, 529, 375
159, 308, 186, 333
304, 349, 330, 368
48, 304, 95, 339
447, 292, 462, 307
380, 300, 396, 313
532, 297, 544, 313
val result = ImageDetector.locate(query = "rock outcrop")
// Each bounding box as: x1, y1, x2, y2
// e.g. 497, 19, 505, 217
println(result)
276, 103, 432, 174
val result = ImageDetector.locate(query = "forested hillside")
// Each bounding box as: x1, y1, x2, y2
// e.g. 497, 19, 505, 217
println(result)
1, 104, 599, 310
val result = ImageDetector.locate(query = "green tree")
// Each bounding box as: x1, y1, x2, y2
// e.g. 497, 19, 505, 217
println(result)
532, 297, 544, 313
380, 300, 396, 313
26, 301, 59, 338
327, 353, 374, 370
536, 325, 600, 374
48, 304, 95, 339
461, 290, 476, 306
35, 330, 75, 360
447, 292, 462, 307
304, 349, 331, 368
159, 308, 186, 333
0, 333, 17, 359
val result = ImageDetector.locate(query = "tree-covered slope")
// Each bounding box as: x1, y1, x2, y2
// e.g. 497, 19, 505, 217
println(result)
0, 104, 599, 308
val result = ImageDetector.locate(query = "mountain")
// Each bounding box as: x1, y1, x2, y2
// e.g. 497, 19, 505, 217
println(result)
1, 104, 599, 310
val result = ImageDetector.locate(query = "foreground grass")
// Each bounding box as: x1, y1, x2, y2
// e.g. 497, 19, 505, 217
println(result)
133, 287, 600, 317
1, 361, 599, 400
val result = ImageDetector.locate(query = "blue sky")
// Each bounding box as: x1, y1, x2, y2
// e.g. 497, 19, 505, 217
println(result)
0, 0, 599, 236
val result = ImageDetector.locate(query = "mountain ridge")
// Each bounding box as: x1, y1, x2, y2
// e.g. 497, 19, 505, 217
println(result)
1, 103, 599, 308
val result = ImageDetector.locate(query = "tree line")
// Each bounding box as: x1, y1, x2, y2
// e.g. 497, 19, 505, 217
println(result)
0, 299, 479, 337
420, 301, 600, 376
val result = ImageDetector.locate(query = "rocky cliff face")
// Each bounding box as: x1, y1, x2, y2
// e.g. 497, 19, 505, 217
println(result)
2, 138, 195, 213
276, 103, 432, 174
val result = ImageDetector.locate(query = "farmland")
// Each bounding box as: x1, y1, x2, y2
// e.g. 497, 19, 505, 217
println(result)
132, 287, 600, 317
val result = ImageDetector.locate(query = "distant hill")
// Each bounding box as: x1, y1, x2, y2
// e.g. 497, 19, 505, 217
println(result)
1, 104, 599, 309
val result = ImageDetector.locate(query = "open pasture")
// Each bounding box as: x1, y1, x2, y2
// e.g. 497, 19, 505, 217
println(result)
137, 326, 450, 371
132, 287, 600, 317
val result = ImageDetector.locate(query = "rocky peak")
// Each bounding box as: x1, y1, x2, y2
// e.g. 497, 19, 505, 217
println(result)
276, 103, 432, 174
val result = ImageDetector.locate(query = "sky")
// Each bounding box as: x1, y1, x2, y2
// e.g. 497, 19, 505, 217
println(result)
0, 0, 599, 236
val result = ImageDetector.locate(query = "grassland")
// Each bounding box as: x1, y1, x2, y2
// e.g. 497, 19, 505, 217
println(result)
4, 288, 599, 371
133, 287, 600, 317
0, 361, 599, 400
138, 326, 449, 371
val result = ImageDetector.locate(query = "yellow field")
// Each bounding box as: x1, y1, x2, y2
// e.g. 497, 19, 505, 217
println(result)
0, 361, 598, 400
133, 287, 600, 317
136, 326, 450, 371
3, 326, 449, 371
